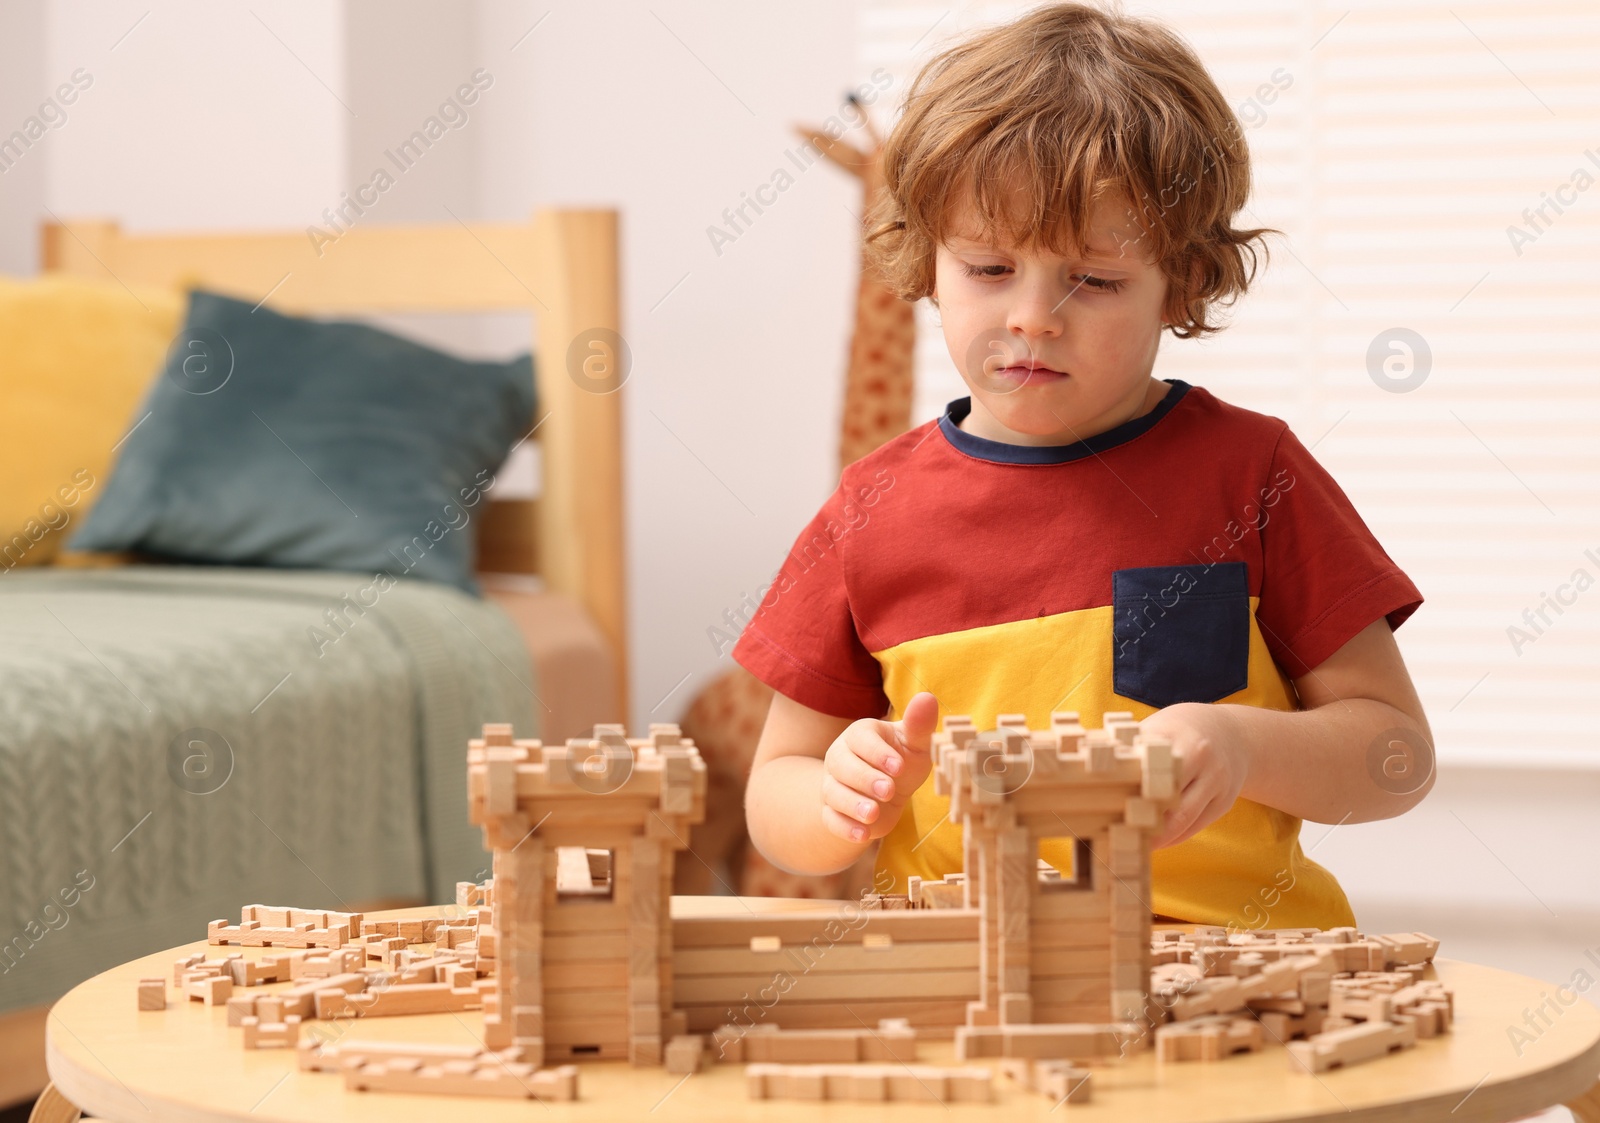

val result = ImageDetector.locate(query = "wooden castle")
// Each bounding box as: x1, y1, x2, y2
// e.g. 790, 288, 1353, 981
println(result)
465, 710, 1180, 1067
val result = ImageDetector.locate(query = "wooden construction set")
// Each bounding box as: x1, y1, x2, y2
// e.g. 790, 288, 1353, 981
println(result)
135, 714, 1451, 1104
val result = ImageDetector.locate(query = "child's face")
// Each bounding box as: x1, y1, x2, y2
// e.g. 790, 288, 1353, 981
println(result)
933, 191, 1171, 445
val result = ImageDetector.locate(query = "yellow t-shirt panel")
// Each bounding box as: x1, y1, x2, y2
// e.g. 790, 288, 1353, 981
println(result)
871, 597, 1357, 931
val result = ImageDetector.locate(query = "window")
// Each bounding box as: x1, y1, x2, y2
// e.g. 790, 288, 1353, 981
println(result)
1037, 839, 1093, 891
555, 846, 613, 901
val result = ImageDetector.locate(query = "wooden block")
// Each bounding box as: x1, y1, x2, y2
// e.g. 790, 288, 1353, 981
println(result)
863, 1019, 917, 1063
674, 968, 978, 1005
661, 751, 694, 814
945, 1066, 995, 1103
1002, 1058, 1093, 1102
1372, 932, 1440, 967
996, 990, 1031, 1025
1084, 735, 1115, 772
229, 954, 293, 986
788, 1066, 827, 1101
1156, 1015, 1263, 1062
225, 995, 255, 1027
184, 972, 233, 1005
241, 1014, 302, 1049
136, 979, 165, 1011
764, 1032, 857, 1064
671, 911, 979, 947
664, 1034, 704, 1074
845, 1067, 888, 1100
485, 748, 518, 816
278, 972, 368, 1019
1123, 797, 1159, 828
746, 1063, 771, 1099
1287, 1019, 1417, 1074
1140, 735, 1175, 799
956, 1023, 1129, 1061
631, 1033, 663, 1067
209, 918, 350, 950
319, 982, 481, 1019
711, 1024, 748, 1062
1329, 987, 1393, 1024
343, 1055, 578, 1100
746, 1063, 991, 1103
172, 953, 206, 986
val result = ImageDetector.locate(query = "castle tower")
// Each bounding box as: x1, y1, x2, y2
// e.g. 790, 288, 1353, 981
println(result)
934, 710, 1177, 1033
467, 721, 706, 1066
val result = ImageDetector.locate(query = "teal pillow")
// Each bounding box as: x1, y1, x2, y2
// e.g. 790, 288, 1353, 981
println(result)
70, 289, 535, 594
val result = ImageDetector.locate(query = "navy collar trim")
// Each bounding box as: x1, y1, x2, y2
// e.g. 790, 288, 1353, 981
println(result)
938, 379, 1192, 465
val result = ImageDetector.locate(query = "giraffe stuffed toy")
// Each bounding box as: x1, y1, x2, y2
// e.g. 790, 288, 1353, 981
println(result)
675, 99, 916, 899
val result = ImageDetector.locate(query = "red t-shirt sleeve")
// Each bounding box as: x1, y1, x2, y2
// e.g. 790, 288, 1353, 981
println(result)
731, 481, 890, 720
1256, 423, 1424, 679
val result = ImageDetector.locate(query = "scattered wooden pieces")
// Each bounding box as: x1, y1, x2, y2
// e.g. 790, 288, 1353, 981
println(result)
1156, 1015, 1264, 1062
209, 906, 362, 950
315, 981, 482, 1019
1288, 1018, 1418, 1073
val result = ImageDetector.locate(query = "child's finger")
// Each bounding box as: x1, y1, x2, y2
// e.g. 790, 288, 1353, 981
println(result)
1153, 790, 1204, 849
820, 772, 880, 829
893, 691, 940, 756
845, 724, 911, 778
820, 803, 871, 843
829, 744, 898, 802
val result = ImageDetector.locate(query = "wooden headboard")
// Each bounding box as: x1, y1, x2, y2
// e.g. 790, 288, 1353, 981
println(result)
39, 209, 627, 720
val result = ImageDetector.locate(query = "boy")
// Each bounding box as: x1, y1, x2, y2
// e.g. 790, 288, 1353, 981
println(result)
733, 2, 1432, 929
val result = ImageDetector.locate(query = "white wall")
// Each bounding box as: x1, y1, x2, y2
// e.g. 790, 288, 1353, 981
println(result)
470, 0, 865, 726
0, 0, 49, 273
44, 1, 345, 231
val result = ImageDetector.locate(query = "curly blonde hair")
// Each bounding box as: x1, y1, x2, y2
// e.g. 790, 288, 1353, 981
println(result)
866, 1, 1279, 339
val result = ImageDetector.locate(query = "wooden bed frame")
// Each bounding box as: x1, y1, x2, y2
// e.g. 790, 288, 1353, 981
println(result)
38, 209, 627, 721
4, 209, 627, 1111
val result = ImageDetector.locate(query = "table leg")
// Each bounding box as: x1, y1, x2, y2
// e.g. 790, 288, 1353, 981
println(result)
25, 1082, 79, 1123
1567, 1077, 1600, 1123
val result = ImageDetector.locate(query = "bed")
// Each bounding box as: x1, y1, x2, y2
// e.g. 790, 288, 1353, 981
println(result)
0, 209, 626, 1105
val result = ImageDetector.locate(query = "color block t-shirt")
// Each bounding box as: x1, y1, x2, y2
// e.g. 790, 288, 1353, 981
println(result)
732, 378, 1423, 929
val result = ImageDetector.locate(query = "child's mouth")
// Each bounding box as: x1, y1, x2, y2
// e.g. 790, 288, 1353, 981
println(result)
996, 365, 1067, 383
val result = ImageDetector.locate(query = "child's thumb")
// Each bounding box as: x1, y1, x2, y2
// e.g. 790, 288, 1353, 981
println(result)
895, 692, 939, 755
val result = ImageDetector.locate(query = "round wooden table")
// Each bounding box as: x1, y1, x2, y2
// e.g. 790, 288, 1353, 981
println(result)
40, 904, 1600, 1122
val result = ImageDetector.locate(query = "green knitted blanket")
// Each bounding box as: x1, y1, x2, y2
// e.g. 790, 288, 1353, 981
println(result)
0, 566, 537, 1014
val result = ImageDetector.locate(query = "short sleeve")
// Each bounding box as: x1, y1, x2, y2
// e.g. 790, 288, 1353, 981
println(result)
1256, 424, 1423, 679
731, 481, 889, 719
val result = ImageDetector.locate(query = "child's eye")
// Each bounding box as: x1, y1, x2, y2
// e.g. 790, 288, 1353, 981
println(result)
1076, 274, 1126, 293
959, 263, 1125, 294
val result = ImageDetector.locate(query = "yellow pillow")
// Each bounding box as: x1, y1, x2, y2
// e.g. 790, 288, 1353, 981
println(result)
0, 274, 183, 568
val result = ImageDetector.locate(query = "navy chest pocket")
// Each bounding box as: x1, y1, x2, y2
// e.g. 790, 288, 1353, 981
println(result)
1112, 561, 1250, 709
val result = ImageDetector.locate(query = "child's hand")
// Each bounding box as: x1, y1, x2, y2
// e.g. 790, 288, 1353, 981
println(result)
1138, 702, 1249, 850
819, 691, 939, 843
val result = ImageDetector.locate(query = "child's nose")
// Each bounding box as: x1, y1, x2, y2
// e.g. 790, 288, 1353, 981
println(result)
1006, 292, 1067, 339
